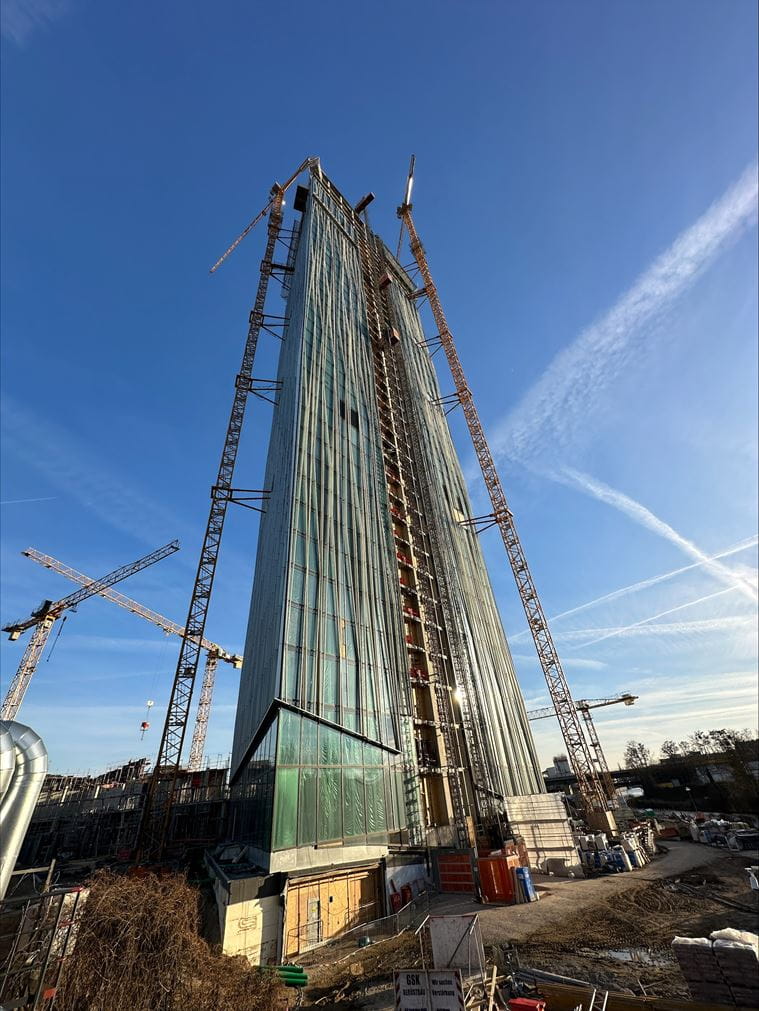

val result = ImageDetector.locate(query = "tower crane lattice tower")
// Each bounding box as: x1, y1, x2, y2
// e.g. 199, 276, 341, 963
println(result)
135, 157, 319, 861
1, 540, 180, 721
21, 547, 242, 771
397, 161, 608, 817
528, 693, 638, 801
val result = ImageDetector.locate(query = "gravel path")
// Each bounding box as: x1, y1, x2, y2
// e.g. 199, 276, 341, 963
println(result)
430, 840, 732, 944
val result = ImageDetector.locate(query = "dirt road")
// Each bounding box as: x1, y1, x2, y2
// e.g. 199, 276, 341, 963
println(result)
432, 840, 742, 943
302, 842, 758, 1005
435, 841, 758, 998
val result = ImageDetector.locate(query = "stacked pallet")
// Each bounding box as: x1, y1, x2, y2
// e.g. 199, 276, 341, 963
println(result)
576, 830, 652, 872
672, 928, 759, 1007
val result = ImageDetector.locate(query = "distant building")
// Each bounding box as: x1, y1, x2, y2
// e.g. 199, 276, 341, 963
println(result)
544, 754, 572, 779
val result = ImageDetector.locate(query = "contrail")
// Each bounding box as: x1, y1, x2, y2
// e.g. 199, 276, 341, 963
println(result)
576, 585, 741, 648
556, 614, 753, 642
0, 496, 57, 506
494, 161, 758, 463
560, 468, 758, 602
510, 533, 758, 640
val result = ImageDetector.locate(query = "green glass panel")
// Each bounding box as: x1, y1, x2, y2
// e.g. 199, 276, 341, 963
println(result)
318, 767, 342, 842
365, 767, 386, 833
306, 572, 318, 609
319, 726, 341, 766
273, 768, 298, 850
309, 537, 319, 571
284, 647, 299, 702
298, 767, 317, 846
342, 735, 362, 767
277, 710, 300, 765
323, 658, 338, 706
342, 766, 365, 838
301, 718, 318, 763
394, 769, 405, 829
325, 619, 338, 656
290, 567, 305, 605
363, 742, 384, 766
294, 534, 306, 566
286, 606, 302, 647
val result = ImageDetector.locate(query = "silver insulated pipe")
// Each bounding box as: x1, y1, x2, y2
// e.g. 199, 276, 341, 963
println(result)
0, 721, 48, 899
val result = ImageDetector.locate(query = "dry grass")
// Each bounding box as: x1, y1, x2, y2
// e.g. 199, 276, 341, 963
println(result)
57, 870, 285, 1010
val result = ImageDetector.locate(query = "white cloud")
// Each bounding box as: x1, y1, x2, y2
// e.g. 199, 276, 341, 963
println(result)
555, 614, 755, 642
575, 585, 742, 648
559, 467, 758, 603
1, 0, 70, 45
517, 535, 758, 643
1, 396, 184, 548
57, 634, 177, 652
0, 496, 58, 506
494, 161, 758, 465
512, 652, 607, 671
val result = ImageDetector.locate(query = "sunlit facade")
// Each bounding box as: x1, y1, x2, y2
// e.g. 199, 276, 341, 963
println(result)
229, 167, 542, 875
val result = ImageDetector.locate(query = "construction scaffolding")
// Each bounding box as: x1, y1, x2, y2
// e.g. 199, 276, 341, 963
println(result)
19, 762, 229, 867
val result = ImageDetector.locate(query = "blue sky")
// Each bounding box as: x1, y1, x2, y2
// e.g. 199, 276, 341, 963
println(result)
1, 0, 756, 775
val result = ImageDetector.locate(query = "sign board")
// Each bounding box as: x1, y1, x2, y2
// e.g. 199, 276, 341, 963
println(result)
394, 970, 464, 1011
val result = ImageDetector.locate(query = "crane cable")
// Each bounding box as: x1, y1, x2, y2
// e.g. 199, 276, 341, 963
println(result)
45, 614, 67, 663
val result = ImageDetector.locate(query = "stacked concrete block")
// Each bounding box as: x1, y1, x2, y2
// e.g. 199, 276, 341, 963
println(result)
672, 936, 733, 1005
672, 929, 759, 1007
713, 929, 759, 1008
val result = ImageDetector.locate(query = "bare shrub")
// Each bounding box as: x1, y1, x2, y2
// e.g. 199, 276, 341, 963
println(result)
57, 870, 284, 1010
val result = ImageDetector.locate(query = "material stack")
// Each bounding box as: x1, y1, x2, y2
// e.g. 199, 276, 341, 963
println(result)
672, 928, 759, 1008
505, 793, 584, 878
511, 865, 539, 903
477, 847, 540, 904
576, 827, 654, 873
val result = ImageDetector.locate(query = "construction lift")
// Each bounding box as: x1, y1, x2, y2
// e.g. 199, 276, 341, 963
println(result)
528, 693, 639, 801
135, 157, 320, 862
396, 158, 612, 824
1, 540, 179, 721
21, 547, 242, 771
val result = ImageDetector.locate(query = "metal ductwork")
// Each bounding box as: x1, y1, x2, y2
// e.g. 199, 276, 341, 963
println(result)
0, 720, 48, 899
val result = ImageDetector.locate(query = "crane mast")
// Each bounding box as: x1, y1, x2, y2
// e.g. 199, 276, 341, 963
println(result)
1, 540, 180, 721
528, 692, 638, 803
21, 547, 241, 770
135, 178, 295, 862
398, 183, 608, 816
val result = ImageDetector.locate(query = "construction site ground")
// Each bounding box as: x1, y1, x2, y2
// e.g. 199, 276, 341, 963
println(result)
300, 842, 759, 1008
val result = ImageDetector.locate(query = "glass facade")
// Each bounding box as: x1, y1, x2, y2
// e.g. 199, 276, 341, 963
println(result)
231, 708, 404, 854
230, 166, 543, 871
231, 173, 411, 867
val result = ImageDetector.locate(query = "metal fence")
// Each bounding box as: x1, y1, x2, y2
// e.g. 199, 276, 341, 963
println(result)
293, 890, 431, 959
0, 885, 87, 1009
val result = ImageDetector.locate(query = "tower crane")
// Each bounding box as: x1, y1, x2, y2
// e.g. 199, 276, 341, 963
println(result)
1, 540, 179, 721
527, 692, 638, 721
528, 693, 639, 801
135, 156, 320, 862
396, 159, 610, 820
21, 547, 242, 771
